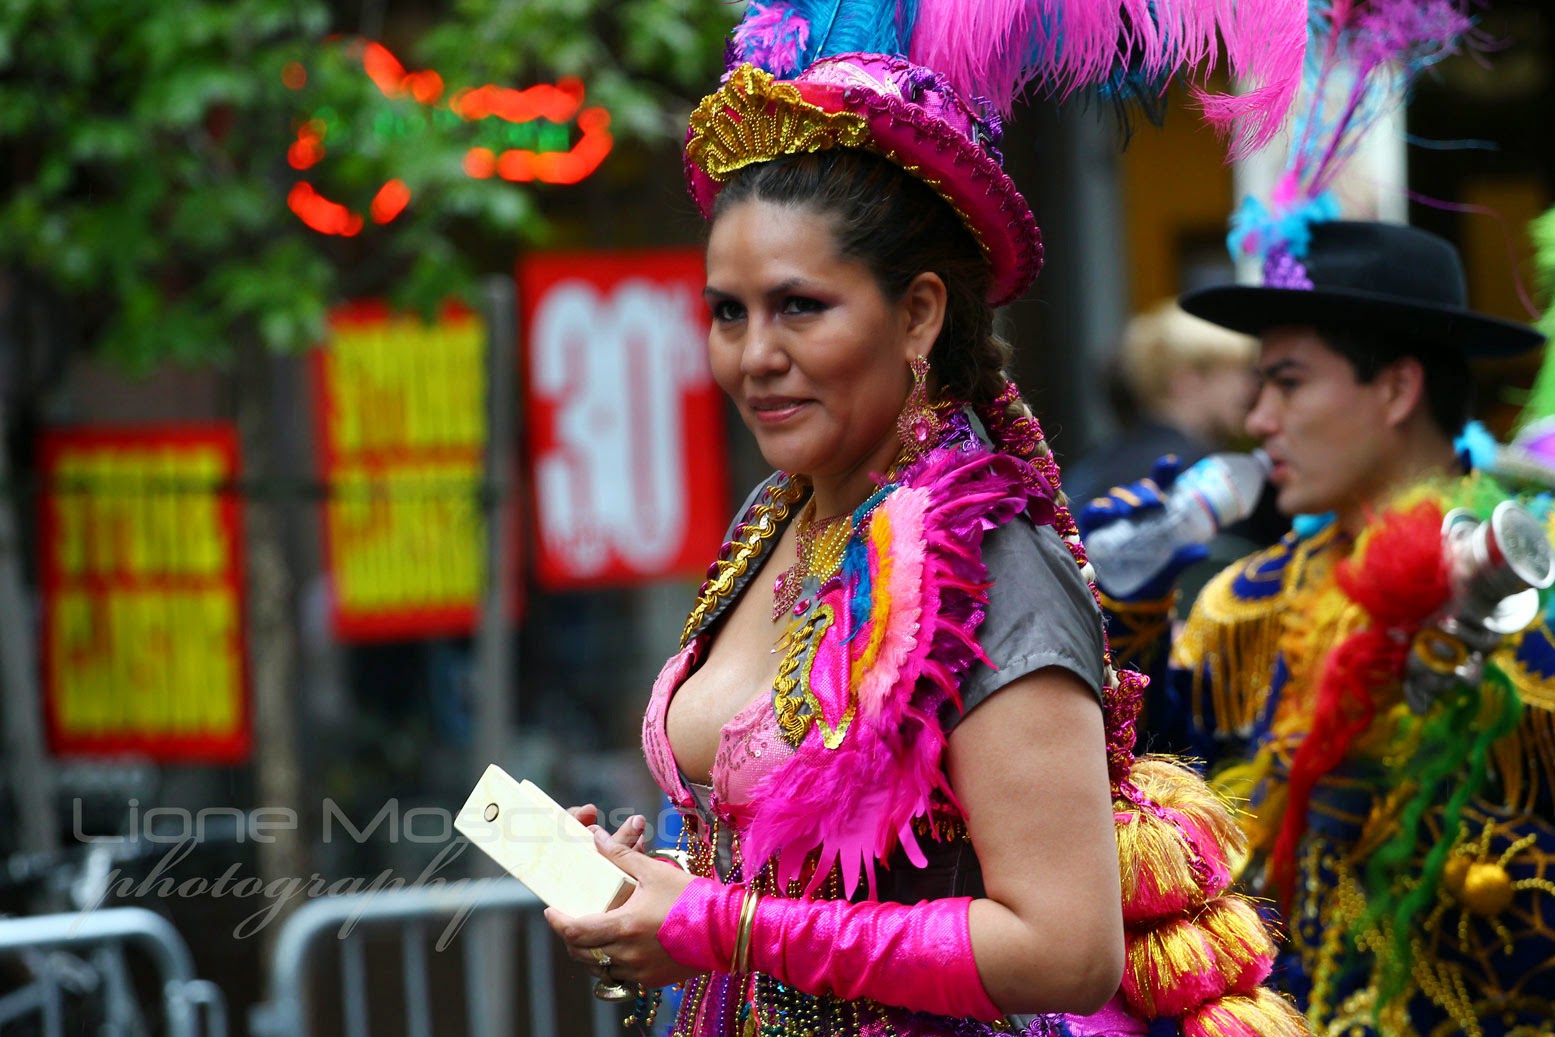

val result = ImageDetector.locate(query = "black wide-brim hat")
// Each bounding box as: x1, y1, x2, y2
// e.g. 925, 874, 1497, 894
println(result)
1181, 220, 1544, 358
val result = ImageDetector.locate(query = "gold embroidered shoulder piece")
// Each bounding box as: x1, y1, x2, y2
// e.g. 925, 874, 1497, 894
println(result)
1171, 528, 1342, 740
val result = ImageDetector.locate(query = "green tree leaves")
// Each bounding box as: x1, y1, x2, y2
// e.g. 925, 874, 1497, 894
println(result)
1, 0, 738, 369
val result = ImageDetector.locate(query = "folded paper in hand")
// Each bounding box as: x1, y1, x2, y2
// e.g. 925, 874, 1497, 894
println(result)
454, 765, 636, 916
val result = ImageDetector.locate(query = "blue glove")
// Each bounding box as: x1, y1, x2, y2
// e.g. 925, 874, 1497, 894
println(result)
1075, 454, 1210, 601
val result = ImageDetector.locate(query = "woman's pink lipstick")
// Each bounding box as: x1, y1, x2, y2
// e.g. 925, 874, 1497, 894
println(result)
749, 396, 811, 425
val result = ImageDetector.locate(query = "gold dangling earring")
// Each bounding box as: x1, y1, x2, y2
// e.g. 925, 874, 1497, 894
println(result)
893, 354, 944, 476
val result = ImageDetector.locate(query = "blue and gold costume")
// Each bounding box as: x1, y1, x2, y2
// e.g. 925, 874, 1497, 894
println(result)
1140, 489, 1555, 1036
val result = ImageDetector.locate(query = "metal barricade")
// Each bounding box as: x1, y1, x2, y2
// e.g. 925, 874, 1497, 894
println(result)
249, 878, 616, 1037
0, 906, 228, 1037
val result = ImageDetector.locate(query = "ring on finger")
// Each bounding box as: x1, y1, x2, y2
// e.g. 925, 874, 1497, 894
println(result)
590, 947, 611, 968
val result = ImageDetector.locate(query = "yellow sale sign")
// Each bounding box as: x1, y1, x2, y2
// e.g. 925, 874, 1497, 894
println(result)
39, 427, 249, 762
315, 301, 498, 639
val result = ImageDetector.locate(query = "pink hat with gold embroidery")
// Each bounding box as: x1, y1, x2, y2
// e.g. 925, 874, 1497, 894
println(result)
685, 1, 1309, 307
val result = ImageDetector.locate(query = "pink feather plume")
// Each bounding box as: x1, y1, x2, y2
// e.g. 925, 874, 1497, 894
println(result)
1291, 0, 1476, 201
908, 0, 1308, 159
739, 446, 1031, 900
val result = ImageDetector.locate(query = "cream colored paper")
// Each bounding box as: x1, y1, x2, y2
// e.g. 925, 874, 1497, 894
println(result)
454, 765, 635, 916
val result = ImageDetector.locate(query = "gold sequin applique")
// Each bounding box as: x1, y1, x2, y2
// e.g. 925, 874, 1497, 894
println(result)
687, 64, 870, 185
681, 479, 805, 649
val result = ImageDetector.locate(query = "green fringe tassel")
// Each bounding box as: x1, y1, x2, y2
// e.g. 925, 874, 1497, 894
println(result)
1358, 664, 1522, 1016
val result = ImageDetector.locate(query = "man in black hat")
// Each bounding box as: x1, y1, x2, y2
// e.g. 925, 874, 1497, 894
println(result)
1182, 220, 1540, 534
1078, 220, 1555, 1035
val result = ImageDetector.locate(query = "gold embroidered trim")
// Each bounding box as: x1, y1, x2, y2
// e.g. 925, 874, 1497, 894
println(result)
1302, 802, 1555, 1037
680, 479, 806, 649
686, 64, 870, 185
1493, 620, 1555, 713
684, 65, 1010, 281
1487, 692, 1555, 815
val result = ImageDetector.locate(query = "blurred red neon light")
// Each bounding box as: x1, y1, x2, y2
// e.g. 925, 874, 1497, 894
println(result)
289, 183, 364, 237
286, 40, 613, 235
370, 179, 411, 224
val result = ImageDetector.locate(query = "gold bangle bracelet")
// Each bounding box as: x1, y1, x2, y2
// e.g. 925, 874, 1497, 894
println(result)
731, 885, 761, 975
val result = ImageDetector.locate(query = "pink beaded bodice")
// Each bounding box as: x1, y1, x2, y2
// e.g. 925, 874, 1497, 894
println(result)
711, 685, 798, 815
641, 638, 797, 829
642, 643, 699, 811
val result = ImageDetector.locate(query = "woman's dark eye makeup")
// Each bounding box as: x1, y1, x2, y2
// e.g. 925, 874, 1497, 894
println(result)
708, 295, 825, 322
781, 295, 825, 315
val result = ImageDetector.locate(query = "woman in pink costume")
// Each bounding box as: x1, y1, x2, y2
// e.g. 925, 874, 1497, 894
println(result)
546, 5, 1313, 1037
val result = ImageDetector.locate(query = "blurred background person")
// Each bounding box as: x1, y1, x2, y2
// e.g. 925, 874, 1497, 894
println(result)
1066, 299, 1283, 608
1064, 298, 1257, 505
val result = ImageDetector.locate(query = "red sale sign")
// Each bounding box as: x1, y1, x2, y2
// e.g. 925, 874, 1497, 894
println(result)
519, 249, 730, 588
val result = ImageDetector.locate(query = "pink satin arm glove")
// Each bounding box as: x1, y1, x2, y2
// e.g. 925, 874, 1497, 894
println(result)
657, 878, 1003, 1021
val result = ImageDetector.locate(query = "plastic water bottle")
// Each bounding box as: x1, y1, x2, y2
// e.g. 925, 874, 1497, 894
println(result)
1084, 450, 1272, 599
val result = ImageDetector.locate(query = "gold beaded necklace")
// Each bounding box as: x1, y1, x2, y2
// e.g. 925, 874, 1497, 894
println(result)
771, 498, 854, 621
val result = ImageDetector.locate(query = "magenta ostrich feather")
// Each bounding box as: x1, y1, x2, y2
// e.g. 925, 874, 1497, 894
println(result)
1229, 0, 1479, 266
724, 1, 1309, 159
733, 2, 813, 77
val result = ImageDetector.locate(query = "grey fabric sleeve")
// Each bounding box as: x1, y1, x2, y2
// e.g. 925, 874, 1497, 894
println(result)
942, 518, 1107, 729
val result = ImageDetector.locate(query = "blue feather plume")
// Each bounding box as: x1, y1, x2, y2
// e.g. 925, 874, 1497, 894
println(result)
814, 0, 915, 60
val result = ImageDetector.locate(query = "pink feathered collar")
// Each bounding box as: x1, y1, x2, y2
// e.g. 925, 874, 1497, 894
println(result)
741, 438, 1042, 898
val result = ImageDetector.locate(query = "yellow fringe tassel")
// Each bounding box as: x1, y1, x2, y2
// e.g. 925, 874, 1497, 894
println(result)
1171, 575, 1286, 739
1132, 755, 1248, 862
1123, 917, 1224, 1019
1196, 895, 1277, 992
1184, 988, 1309, 1037
1117, 807, 1208, 924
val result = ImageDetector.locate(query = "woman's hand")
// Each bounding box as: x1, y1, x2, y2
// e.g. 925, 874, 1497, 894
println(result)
546, 815, 702, 990
565, 804, 647, 854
